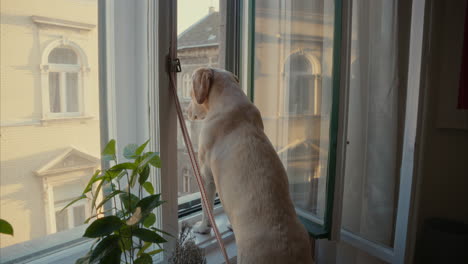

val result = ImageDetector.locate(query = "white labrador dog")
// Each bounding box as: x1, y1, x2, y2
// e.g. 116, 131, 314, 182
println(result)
187, 67, 312, 264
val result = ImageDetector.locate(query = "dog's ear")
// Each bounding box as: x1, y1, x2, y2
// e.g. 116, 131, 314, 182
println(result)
193, 68, 213, 104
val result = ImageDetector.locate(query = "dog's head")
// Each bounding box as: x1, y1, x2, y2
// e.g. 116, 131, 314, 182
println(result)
187, 67, 240, 121
187, 67, 213, 121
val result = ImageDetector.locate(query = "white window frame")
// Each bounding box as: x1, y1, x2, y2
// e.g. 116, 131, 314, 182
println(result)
40, 39, 90, 120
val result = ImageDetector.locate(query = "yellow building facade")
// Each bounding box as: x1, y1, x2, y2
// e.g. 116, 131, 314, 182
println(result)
1, 0, 100, 248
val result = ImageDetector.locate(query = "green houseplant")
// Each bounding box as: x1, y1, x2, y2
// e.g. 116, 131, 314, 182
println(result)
63, 139, 169, 264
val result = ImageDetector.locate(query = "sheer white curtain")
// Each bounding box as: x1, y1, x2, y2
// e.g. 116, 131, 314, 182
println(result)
330, 0, 402, 263
341, 0, 400, 246
49, 72, 61, 113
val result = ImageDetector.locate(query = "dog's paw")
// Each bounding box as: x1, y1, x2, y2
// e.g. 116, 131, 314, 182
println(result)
193, 221, 211, 234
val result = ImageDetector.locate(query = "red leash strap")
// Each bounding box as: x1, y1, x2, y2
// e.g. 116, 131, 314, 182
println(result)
168, 70, 230, 264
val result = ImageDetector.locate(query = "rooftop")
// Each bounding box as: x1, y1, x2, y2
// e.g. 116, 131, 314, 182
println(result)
177, 11, 219, 49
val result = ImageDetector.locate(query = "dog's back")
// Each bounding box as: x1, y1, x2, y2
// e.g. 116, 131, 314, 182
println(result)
207, 101, 313, 264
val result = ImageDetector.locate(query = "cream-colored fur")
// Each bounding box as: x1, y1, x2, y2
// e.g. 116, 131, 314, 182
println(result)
187, 67, 313, 264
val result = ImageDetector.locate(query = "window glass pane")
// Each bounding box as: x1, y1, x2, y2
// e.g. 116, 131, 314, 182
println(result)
73, 205, 86, 227
177, 0, 224, 210
341, 0, 400, 247
66, 72, 79, 112
0, 0, 100, 252
253, 0, 334, 221
49, 72, 61, 112
48, 47, 78, 64
55, 210, 69, 232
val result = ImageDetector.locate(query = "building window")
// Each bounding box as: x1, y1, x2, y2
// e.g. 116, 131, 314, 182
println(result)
284, 53, 318, 115
53, 181, 88, 232
48, 48, 80, 113
40, 39, 90, 119
183, 73, 192, 99
183, 169, 190, 193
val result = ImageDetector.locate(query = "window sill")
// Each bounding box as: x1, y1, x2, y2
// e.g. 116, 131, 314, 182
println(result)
179, 206, 238, 264
40, 115, 95, 125
0, 225, 90, 264
1, 209, 237, 264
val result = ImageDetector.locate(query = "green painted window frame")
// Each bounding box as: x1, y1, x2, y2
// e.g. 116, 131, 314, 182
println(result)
244, 0, 343, 239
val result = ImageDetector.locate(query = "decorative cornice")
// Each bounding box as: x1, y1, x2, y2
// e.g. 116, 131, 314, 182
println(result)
32, 16, 96, 31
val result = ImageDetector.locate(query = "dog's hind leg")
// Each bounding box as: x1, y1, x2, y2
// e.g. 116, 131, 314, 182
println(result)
193, 166, 216, 234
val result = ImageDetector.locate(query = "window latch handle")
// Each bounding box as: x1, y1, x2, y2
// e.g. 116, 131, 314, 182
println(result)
168, 58, 182, 73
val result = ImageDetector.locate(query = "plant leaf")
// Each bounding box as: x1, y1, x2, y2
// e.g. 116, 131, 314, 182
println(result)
91, 179, 104, 211
139, 152, 158, 170
123, 144, 138, 159
129, 169, 139, 188
142, 182, 154, 195
142, 213, 156, 228
83, 216, 123, 238
104, 170, 125, 181
60, 194, 87, 213
133, 228, 167, 243
83, 170, 101, 194
109, 162, 137, 172
0, 219, 13, 236
134, 253, 152, 264
135, 194, 163, 217
137, 242, 152, 257
98, 246, 122, 264
146, 249, 164, 256
135, 140, 150, 156
138, 166, 150, 185
150, 227, 174, 238
102, 139, 116, 161
120, 192, 140, 212
116, 225, 134, 251
84, 209, 114, 224
89, 235, 120, 263
95, 190, 125, 210
149, 152, 162, 168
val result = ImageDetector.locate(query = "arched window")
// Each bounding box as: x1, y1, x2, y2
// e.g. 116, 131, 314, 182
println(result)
40, 39, 89, 119
48, 47, 80, 114
284, 53, 316, 115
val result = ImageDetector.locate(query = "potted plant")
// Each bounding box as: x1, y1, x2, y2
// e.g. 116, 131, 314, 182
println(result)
169, 223, 206, 264
63, 139, 170, 264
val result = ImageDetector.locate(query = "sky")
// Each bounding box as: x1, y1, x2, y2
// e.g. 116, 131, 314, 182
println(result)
177, 0, 219, 34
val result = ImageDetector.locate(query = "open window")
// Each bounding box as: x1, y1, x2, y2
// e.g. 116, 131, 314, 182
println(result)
243, 0, 425, 263
245, 0, 340, 238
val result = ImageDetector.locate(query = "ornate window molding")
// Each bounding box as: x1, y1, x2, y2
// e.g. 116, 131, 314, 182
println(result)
35, 148, 100, 234
32, 16, 96, 31
39, 38, 91, 120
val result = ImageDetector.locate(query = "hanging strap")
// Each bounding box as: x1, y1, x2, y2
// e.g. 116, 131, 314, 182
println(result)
168, 63, 230, 264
